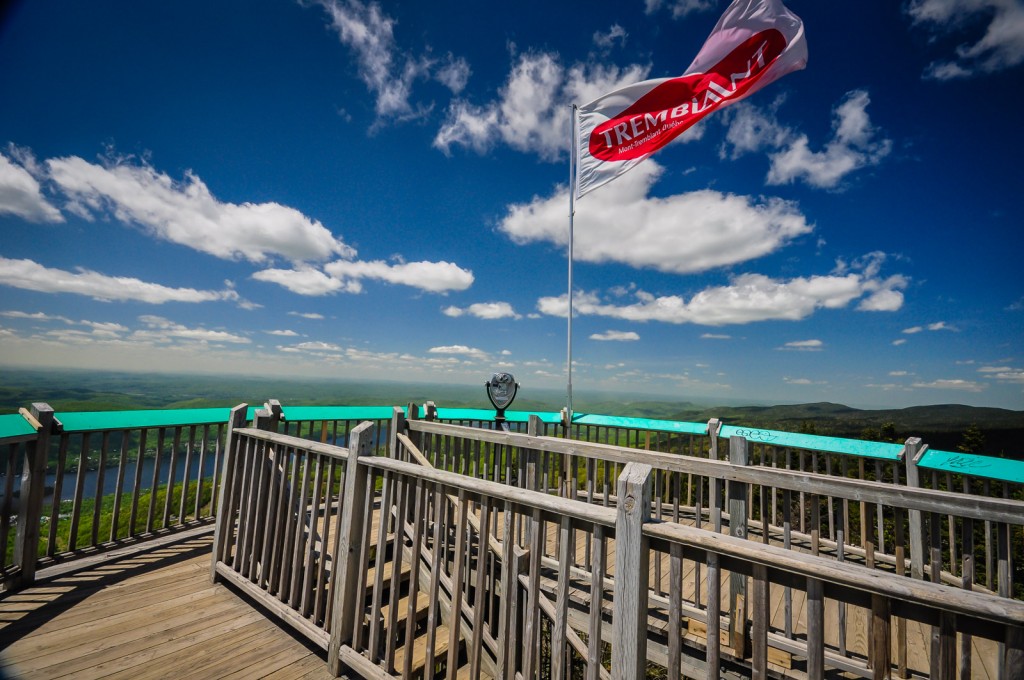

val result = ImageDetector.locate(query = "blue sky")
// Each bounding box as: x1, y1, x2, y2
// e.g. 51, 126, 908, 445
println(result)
1, 0, 1022, 410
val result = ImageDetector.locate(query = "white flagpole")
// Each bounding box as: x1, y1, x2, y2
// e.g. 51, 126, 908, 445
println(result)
566, 104, 577, 424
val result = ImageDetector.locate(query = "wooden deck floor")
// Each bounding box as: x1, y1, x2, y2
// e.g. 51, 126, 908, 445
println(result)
0, 510, 1001, 680
0, 531, 335, 680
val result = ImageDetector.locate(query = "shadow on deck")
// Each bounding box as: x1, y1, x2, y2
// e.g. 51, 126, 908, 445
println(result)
0, 529, 334, 680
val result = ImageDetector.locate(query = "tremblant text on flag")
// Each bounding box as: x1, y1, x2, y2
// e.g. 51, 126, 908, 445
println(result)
589, 31, 785, 162
575, 0, 806, 199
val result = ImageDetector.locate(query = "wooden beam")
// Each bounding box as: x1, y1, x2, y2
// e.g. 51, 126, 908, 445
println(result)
611, 462, 652, 680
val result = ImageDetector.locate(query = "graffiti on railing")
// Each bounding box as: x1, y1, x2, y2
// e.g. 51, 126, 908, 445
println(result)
940, 454, 991, 471
731, 428, 779, 443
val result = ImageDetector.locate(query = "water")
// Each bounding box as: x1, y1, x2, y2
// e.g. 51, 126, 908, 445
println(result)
1, 454, 219, 509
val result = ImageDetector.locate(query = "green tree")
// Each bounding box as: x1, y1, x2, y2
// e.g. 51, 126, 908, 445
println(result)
957, 423, 986, 454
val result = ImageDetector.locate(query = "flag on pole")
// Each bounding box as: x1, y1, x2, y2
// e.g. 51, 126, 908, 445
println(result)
575, 0, 807, 199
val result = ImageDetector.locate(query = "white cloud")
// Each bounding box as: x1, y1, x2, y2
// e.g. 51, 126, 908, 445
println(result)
435, 52, 650, 161
892, 338, 908, 346
435, 53, 471, 94
0, 256, 237, 304
0, 149, 63, 222
0, 310, 128, 337
719, 99, 793, 160
783, 377, 814, 385
701, 333, 731, 340
902, 320, 956, 334
500, 161, 811, 274
266, 329, 300, 337
46, 155, 350, 263
912, 378, 985, 392
291, 340, 344, 352
644, 0, 714, 18
593, 25, 627, 50
254, 258, 473, 296
0, 310, 71, 322
325, 259, 474, 293
763, 91, 892, 189
289, 311, 325, 320
428, 344, 489, 361
536, 253, 906, 326
134, 315, 250, 344
253, 265, 356, 295
442, 301, 520, 319
908, 0, 1024, 79
979, 365, 1024, 383
315, 0, 431, 121
590, 330, 640, 341
780, 339, 824, 351
889, 370, 910, 376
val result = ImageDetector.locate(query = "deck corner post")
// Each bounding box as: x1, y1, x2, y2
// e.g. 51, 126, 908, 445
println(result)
1004, 626, 1024, 680
526, 415, 540, 490
405, 401, 422, 449
611, 461, 652, 680
390, 406, 407, 460
904, 437, 926, 580
707, 418, 721, 459
728, 435, 750, 658
253, 406, 273, 431
424, 400, 438, 422
265, 399, 283, 430
328, 420, 375, 676
12, 403, 55, 589
211, 403, 249, 584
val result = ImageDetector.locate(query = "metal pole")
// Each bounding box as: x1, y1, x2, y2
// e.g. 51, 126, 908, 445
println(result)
567, 104, 577, 423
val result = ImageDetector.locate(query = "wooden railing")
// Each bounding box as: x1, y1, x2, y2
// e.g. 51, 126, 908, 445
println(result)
4, 397, 1023, 677
209, 406, 1024, 679
1, 403, 232, 591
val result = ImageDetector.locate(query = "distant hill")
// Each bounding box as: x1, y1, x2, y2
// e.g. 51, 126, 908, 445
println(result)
671, 401, 1023, 455
1, 367, 1020, 456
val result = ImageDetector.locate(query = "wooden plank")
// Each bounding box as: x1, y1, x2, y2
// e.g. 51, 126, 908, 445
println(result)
612, 462, 652, 680
807, 577, 824, 679
211, 405, 247, 582
551, 514, 573, 680
446, 488, 469, 680
327, 421, 374, 675
728, 435, 749, 659
752, 563, 768, 679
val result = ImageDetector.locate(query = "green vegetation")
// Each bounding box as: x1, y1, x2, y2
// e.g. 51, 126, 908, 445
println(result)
1, 367, 1021, 456
4, 478, 214, 565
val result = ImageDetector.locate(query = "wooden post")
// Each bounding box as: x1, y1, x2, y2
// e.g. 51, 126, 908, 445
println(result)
524, 415, 540, 547
904, 437, 926, 580
707, 418, 721, 459
265, 399, 283, 429
210, 403, 248, 583
728, 435, 749, 659
611, 462, 652, 680
327, 420, 375, 676
1005, 626, 1024, 680
871, 596, 891, 680
12, 403, 55, 589
406, 401, 421, 450
390, 406, 406, 460
807, 578, 825, 679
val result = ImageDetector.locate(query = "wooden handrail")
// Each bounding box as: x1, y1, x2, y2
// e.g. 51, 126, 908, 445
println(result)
407, 419, 1024, 525
643, 519, 1024, 628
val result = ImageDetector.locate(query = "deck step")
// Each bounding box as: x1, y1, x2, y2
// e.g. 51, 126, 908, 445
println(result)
392, 624, 454, 678
379, 590, 431, 632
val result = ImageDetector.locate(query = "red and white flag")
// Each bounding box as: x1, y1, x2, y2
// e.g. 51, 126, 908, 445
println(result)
575, 0, 807, 199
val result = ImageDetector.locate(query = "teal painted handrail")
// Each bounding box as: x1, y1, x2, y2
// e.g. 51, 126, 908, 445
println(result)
2, 403, 1018, 485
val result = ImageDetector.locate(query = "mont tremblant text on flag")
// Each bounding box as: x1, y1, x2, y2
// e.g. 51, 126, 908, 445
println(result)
575, 0, 808, 199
